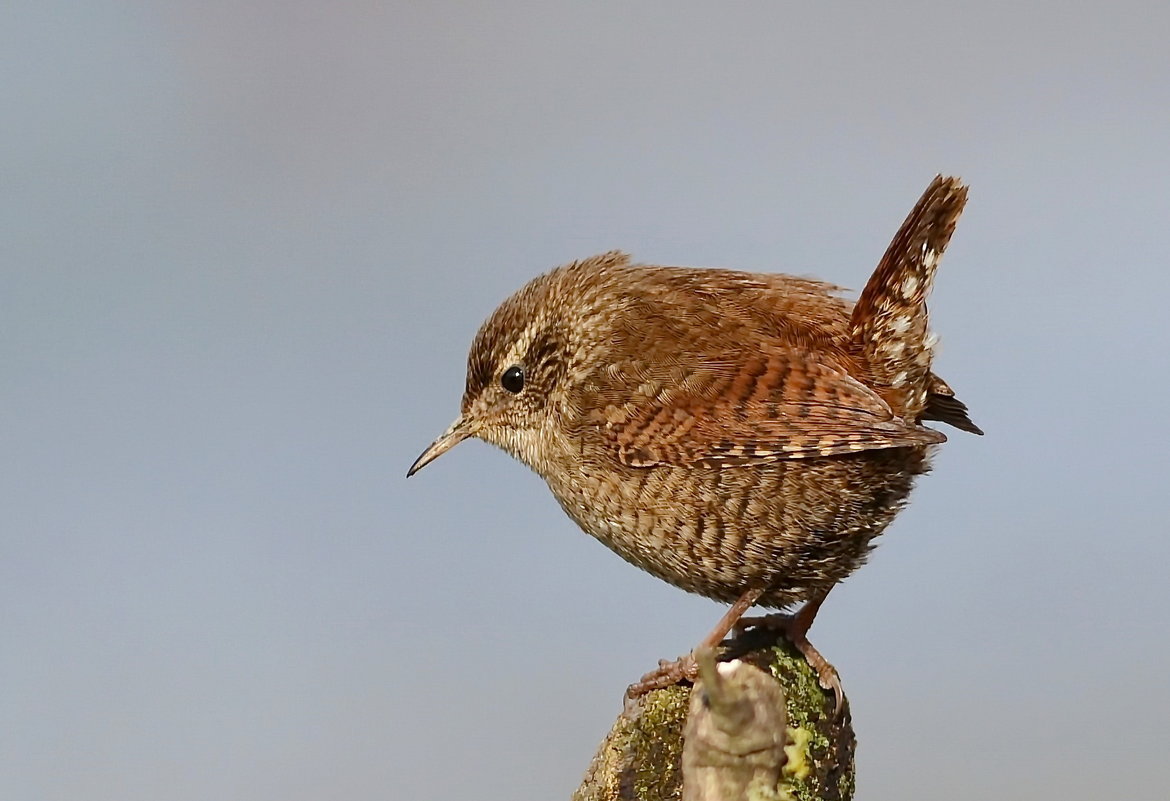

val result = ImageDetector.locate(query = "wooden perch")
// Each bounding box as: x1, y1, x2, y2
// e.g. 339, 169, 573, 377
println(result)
572, 628, 856, 801
682, 646, 790, 800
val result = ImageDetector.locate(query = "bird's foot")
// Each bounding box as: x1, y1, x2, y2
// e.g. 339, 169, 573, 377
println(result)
624, 588, 766, 709
735, 610, 845, 715
625, 653, 698, 701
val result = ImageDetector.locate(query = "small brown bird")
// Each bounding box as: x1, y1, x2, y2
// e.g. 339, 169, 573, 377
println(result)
408, 176, 981, 707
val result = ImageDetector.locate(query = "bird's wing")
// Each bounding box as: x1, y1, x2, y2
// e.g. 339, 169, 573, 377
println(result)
584, 351, 945, 468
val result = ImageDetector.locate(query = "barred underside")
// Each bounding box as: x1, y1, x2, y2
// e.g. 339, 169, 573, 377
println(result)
549, 447, 931, 608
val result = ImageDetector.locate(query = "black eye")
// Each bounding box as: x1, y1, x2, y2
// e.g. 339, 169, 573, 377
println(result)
500, 365, 525, 393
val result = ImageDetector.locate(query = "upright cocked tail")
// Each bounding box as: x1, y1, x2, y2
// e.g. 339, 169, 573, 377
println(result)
850, 175, 982, 434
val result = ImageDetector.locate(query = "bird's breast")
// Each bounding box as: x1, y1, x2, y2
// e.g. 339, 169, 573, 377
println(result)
537, 447, 931, 606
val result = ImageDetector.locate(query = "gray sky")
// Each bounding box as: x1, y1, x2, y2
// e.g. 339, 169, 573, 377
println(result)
3, 2, 1168, 799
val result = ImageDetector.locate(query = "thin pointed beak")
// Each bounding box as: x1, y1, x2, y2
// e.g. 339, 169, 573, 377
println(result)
406, 416, 472, 477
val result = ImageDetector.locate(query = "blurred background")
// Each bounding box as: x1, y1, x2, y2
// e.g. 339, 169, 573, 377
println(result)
3, 2, 1167, 799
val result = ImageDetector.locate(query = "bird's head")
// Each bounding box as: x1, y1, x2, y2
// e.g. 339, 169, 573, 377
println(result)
407, 251, 630, 477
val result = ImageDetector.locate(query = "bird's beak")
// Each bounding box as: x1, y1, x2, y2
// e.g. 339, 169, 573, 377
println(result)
406, 416, 473, 477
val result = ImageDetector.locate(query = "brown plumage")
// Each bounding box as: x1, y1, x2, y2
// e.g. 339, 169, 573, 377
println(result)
409, 175, 980, 705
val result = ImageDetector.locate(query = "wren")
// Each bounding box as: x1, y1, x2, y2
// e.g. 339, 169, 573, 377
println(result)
408, 176, 981, 707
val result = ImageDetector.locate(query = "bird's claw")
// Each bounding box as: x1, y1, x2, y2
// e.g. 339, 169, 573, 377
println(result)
626, 653, 699, 700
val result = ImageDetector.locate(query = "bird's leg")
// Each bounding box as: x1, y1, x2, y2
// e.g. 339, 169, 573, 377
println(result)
625, 587, 764, 700
735, 592, 844, 713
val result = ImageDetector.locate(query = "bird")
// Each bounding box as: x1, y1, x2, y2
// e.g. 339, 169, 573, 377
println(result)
408, 175, 981, 709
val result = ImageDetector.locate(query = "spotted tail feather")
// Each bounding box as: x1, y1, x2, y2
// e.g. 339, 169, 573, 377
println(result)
850, 175, 968, 421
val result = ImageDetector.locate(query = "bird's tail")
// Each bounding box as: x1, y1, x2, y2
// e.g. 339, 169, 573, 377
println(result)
850, 175, 968, 421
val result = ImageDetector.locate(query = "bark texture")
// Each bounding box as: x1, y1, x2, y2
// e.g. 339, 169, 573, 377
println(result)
682, 646, 790, 801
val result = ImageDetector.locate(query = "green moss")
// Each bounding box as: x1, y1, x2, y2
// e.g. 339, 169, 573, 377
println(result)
626, 686, 690, 799
765, 645, 830, 742
759, 642, 848, 801
837, 765, 855, 800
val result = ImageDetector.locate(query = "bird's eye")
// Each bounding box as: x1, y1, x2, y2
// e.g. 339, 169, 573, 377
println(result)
500, 365, 525, 393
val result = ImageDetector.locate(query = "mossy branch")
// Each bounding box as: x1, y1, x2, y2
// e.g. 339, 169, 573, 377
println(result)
571, 629, 855, 801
